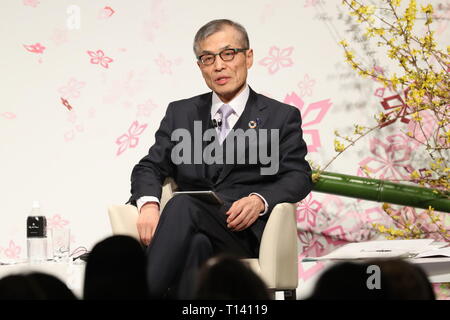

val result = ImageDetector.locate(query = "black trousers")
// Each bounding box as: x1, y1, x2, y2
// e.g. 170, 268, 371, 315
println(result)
146, 194, 259, 299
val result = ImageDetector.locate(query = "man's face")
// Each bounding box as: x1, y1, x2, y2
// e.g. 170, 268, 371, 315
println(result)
197, 26, 253, 103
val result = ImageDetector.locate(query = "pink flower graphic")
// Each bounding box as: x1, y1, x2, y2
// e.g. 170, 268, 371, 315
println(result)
64, 122, 84, 142
103, 70, 148, 104
23, 43, 45, 54
379, 89, 412, 127
284, 92, 332, 152
116, 121, 148, 156
155, 54, 173, 74
1, 112, 16, 119
321, 225, 350, 242
259, 46, 294, 75
137, 99, 159, 117
298, 232, 325, 258
328, 210, 378, 242
363, 206, 392, 225
304, 0, 321, 7
358, 134, 414, 180
406, 109, 440, 148
296, 193, 322, 227
23, 0, 39, 7
99, 6, 115, 19
58, 78, 86, 99
260, 3, 276, 23
87, 50, 114, 69
47, 214, 70, 229
143, 0, 166, 42
67, 111, 77, 124
4, 241, 21, 259
297, 74, 316, 97
64, 131, 75, 142
374, 87, 385, 97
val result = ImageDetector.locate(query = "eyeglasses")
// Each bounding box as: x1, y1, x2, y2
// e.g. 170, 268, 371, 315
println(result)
197, 48, 248, 66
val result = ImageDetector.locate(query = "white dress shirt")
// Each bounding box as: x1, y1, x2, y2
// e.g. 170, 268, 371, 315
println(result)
137, 84, 269, 215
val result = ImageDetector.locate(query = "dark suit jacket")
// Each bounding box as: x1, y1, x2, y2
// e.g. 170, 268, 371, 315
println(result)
130, 87, 312, 240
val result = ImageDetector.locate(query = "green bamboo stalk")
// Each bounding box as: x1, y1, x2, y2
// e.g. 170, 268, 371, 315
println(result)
312, 171, 450, 213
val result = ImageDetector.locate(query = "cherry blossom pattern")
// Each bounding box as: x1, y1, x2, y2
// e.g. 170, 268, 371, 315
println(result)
103, 70, 148, 105
3, 241, 21, 259
23, 0, 39, 7
143, 0, 166, 41
321, 209, 379, 242
258, 46, 294, 75
87, 50, 114, 69
374, 87, 385, 97
296, 193, 322, 228
297, 232, 327, 260
304, 0, 321, 7
297, 74, 316, 97
64, 110, 85, 142
1, 112, 16, 119
64, 124, 84, 142
137, 99, 159, 118
155, 54, 173, 74
115, 121, 148, 156
58, 78, 86, 100
379, 89, 412, 128
47, 214, 70, 229
99, 6, 115, 19
358, 134, 415, 181
61, 98, 73, 111
23, 43, 45, 54
284, 92, 332, 152
386, 206, 449, 241
406, 109, 440, 148
259, 2, 277, 24
297, 233, 327, 282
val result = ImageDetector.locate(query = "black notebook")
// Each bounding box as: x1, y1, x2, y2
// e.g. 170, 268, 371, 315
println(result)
172, 191, 224, 205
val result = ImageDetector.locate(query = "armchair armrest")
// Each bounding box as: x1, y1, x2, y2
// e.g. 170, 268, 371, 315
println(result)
258, 202, 298, 290
108, 178, 177, 240
108, 204, 140, 240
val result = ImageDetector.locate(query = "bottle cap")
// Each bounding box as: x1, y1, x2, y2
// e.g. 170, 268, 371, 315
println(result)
32, 200, 40, 209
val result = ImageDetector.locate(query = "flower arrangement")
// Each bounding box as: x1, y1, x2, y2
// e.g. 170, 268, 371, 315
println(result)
316, 0, 449, 241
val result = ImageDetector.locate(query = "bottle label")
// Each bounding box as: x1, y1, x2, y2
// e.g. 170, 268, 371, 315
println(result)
27, 216, 47, 238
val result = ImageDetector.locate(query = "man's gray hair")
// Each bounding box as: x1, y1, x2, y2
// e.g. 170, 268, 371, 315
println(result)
193, 19, 250, 57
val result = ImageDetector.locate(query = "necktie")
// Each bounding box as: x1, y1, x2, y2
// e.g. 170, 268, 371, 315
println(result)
218, 104, 234, 144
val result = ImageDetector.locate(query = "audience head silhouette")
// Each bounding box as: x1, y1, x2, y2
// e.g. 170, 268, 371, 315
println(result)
195, 254, 270, 300
309, 258, 435, 300
83, 235, 149, 300
0, 272, 77, 300
308, 261, 391, 300
366, 258, 435, 300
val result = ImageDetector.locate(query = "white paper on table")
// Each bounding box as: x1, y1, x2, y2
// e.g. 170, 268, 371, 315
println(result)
414, 246, 450, 258
304, 239, 436, 261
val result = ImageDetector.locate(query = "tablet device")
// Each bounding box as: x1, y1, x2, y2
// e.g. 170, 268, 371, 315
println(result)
173, 191, 224, 205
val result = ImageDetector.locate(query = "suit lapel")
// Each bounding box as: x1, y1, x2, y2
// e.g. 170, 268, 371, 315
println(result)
215, 88, 268, 185
195, 92, 213, 182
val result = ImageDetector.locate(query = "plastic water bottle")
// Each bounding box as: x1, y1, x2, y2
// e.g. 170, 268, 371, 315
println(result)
27, 201, 48, 263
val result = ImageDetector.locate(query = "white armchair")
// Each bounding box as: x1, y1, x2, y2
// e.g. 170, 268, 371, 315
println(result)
108, 179, 298, 300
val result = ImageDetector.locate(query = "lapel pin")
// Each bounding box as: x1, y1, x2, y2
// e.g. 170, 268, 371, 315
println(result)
248, 120, 257, 129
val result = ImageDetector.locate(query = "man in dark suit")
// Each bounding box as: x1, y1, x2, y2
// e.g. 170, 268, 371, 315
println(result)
129, 19, 312, 299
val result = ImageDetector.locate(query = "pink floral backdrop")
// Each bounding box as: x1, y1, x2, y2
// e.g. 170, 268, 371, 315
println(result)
1, 0, 449, 299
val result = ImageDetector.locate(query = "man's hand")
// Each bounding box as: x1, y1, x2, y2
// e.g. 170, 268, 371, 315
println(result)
225, 195, 265, 231
137, 202, 160, 246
